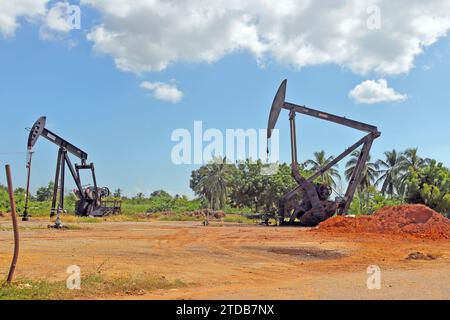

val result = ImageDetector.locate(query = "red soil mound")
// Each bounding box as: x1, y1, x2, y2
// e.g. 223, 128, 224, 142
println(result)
317, 204, 450, 240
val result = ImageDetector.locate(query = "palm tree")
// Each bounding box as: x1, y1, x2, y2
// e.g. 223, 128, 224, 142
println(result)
397, 148, 428, 195
345, 150, 379, 213
193, 157, 230, 210
399, 148, 426, 173
304, 150, 341, 188
375, 149, 402, 197
345, 150, 379, 191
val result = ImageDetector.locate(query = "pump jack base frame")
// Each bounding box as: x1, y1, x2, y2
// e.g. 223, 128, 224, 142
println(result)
48, 224, 66, 229
48, 216, 66, 229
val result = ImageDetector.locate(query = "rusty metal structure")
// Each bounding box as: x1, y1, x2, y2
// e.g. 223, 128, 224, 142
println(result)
267, 80, 381, 226
23, 116, 121, 228
5, 164, 19, 283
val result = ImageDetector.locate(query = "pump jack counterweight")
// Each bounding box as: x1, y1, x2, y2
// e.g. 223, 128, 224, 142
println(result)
24, 117, 121, 227
267, 80, 381, 226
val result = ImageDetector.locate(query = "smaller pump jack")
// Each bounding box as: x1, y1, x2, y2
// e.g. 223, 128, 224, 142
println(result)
23, 117, 120, 228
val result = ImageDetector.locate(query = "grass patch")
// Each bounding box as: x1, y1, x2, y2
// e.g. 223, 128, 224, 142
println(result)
62, 216, 102, 224
0, 279, 64, 300
158, 213, 202, 222
61, 224, 84, 230
0, 273, 186, 300
222, 214, 254, 224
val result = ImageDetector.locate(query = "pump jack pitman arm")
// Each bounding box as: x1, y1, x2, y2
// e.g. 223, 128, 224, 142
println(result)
267, 80, 380, 223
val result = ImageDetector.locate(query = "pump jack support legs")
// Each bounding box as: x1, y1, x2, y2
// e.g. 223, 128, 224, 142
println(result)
49, 147, 97, 227
50, 147, 64, 228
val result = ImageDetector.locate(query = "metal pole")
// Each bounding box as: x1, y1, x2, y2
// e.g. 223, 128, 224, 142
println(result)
53, 150, 66, 228
50, 148, 62, 217
22, 150, 33, 221
5, 165, 20, 284
289, 110, 298, 165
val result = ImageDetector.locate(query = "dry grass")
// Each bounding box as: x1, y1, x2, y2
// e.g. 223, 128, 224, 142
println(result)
0, 272, 186, 300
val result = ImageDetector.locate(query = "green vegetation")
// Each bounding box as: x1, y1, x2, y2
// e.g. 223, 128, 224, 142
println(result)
1, 148, 448, 220
191, 158, 300, 213
403, 159, 450, 214
222, 214, 254, 224
190, 149, 450, 217
0, 273, 186, 300
0, 186, 203, 218
304, 150, 340, 188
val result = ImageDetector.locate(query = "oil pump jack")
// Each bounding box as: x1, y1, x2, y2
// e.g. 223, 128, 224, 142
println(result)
22, 116, 121, 228
267, 80, 381, 226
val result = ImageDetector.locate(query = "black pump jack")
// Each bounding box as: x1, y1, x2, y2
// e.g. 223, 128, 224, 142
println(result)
23, 117, 120, 228
267, 80, 381, 226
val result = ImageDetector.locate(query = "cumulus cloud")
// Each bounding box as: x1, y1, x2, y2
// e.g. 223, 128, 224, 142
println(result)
349, 79, 407, 104
0, 0, 48, 37
140, 81, 184, 103
0, 0, 79, 39
81, 0, 450, 75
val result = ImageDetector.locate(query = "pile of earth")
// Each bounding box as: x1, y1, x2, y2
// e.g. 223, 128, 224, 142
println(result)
317, 204, 450, 240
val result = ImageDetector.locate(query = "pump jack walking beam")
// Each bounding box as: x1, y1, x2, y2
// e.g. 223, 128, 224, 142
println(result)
267, 80, 380, 222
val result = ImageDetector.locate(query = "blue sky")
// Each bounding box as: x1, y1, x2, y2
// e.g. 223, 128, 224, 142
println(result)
1, 1, 450, 197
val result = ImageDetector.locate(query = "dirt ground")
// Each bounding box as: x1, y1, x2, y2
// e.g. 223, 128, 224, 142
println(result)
1, 218, 449, 299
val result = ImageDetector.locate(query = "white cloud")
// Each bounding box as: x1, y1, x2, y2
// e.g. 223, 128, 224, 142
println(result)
0, 0, 48, 37
40, 2, 78, 40
140, 81, 184, 103
0, 1, 78, 39
349, 79, 407, 104
81, 0, 450, 75
42, 2, 73, 33
3, 1, 450, 77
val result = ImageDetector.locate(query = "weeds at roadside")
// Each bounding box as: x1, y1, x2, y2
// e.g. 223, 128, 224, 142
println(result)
0, 272, 187, 300
222, 214, 254, 224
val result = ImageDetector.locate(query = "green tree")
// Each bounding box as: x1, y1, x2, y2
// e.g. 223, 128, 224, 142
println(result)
345, 150, 379, 213
190, 158, 231, 210
260, 162, 298, 212
345, 150, 379, 190
304, 150, 341, 188
348, 185, 401, 215
134, 192, 145, 203
36, 182, 54, 202
150, 190, 172, 199
228, 159, 265, 212
403, 160, 450, 215
399, 148, 427, 172
113, 188, 123, 198
375, 149, 402, 197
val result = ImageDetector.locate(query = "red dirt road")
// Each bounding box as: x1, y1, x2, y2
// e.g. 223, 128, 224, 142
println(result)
1, 219, 449, 299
